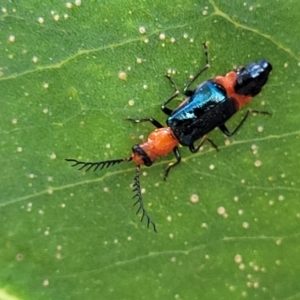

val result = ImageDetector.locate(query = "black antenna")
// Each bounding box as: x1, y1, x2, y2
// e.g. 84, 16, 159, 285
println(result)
65, 157, 132, 172
66, 157, 157, 232
132, 165, 157, 232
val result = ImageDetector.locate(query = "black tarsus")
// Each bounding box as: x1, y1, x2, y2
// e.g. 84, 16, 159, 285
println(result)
161, 42, 210, 116
132, 165, 157, 232
161, 75, 180, 116
183, 42, 210, 93
125, 117, 164, 128
65, 157, 131, 172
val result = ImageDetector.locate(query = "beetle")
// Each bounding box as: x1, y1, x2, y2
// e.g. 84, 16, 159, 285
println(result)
66, 42, 272, 232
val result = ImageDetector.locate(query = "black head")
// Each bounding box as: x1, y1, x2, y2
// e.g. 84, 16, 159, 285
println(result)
235, 60, 272, 97
132, 145, 153, 167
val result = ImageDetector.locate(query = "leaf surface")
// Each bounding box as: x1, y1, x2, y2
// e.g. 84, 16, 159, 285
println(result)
1, 1, 300, 299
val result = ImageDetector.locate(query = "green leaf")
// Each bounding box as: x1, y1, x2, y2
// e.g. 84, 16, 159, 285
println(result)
1, 0, 300, 299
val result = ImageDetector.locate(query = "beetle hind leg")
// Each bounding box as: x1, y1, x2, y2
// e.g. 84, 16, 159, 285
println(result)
219, 109, 272, 136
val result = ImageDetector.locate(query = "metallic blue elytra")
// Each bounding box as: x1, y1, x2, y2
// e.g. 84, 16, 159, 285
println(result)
166, 59, 272, 150
167, 81, 236, 146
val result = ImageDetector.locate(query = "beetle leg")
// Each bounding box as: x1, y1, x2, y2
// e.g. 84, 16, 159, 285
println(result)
183, 42, 210, 93
161, 75, 180, 116
189, 136, 219, 153
125, 117, 164, 128
132, 165, 157, 232
219, 109, 272, 136
164, 147, 181, 180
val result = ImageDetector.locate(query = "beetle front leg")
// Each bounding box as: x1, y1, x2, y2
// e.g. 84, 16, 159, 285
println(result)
125, 117, 164, 129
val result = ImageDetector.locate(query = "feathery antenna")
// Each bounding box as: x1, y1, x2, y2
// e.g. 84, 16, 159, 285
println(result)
66, 157, 157, 232
65, 157, 132, 172
132, 165, 157, 232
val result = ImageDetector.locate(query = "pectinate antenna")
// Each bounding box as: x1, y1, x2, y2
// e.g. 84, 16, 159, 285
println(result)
65, 157, 132, 172
132, 165, 157, 233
